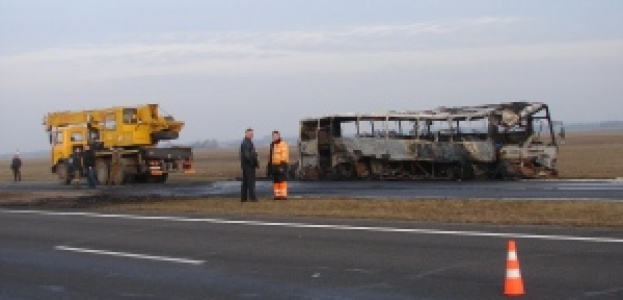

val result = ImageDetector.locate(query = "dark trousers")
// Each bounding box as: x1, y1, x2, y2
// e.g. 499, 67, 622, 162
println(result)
12, 168, 21, 182
241, 166, 257, 202
86, 167, 97, 188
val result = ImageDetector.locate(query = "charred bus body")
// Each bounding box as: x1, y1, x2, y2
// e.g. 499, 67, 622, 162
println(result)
297, 102, 563, 180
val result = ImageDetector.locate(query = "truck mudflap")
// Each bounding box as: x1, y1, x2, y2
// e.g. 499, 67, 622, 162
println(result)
140, 146, 195, 175
140, 146, 193, 160
182, 160, 195, 174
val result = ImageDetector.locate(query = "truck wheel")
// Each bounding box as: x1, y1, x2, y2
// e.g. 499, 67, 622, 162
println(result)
95, 161, 109, 185
57, 162, 71, 185
110, 168, 126, 185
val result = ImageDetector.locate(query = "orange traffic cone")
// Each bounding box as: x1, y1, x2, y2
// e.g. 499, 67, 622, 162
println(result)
504, 240, 525, 297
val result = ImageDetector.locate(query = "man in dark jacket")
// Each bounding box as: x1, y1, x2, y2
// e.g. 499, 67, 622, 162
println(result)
240, 128, 259, 202
83, 145, 97, 188
71, 148, 83, 187
10, 153, 22, 182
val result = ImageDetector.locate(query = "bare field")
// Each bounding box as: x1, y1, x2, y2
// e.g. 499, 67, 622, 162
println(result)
0, 157, 55, 183
2, 131, 622, 183
557, 131, 623, 179
167, 146, 298, 182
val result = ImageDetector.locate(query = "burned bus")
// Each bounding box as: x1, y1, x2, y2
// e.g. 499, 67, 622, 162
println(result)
296, 102, 563, 180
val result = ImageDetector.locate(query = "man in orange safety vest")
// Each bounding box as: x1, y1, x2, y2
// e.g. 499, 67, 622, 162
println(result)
268, 131, 289, 200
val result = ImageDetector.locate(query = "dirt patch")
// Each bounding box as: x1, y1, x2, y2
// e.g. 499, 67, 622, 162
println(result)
0, 190, 96, 208
0, 190, 190, 208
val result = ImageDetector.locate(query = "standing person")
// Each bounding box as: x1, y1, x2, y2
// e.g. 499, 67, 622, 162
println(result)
71, 148, 83, 187
268, 131, 289, 200
240, 128, 259, 202
10, 153, 22, 182
83, 145, 97, 189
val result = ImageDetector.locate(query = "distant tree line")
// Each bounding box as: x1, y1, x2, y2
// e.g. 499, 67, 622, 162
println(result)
565, 121, 623, 131
161, 136, 297, 150
190, 139, 220, 149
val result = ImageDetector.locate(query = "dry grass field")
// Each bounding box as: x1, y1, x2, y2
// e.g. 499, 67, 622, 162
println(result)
0, 156, 55, 183
99, 198, 623, 227
557, 131, 623, 179
168, 147, 282, 182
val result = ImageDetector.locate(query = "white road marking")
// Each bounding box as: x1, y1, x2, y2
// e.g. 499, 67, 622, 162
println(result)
3, 209, 623, 244
556, 187, 623, 191
414, 261, 475, 279
55, 245, 204, 265
583, 286, 623, 298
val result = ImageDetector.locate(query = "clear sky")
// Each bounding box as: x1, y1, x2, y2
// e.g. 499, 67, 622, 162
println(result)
1, 0, 622, 153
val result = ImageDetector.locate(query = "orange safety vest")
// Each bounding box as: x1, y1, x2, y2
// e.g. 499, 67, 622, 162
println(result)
271, 140, 289, 165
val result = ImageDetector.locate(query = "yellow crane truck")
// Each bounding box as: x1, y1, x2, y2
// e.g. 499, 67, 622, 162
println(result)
43, 104, 194, 185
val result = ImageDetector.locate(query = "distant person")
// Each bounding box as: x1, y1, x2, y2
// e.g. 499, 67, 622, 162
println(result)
71, 148, 83, 187
240, 128, 259, 202
10, 153, 22, 182
83, 145, 97, 188
268, 131, 289, 200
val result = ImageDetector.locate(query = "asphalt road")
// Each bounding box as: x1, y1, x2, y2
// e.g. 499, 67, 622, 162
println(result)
2, 179, 622, 201
1, 209, 623, 299
201, 179, 623, 200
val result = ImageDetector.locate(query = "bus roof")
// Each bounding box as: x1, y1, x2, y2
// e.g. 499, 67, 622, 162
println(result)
300, 102, 548, 123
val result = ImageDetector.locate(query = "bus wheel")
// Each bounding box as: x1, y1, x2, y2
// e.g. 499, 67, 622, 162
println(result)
336, 163, 355, 180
